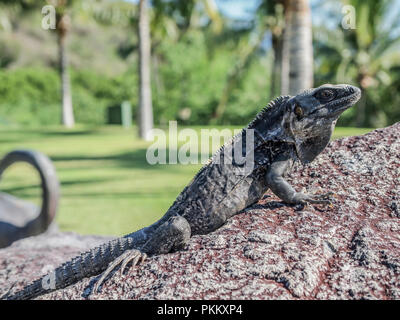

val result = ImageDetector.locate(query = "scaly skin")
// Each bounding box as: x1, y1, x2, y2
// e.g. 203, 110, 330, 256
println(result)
3, 84, 361, 300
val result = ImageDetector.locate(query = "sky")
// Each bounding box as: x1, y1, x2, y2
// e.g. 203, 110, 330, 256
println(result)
214, 0, 331, 21
214, 0, 259, 20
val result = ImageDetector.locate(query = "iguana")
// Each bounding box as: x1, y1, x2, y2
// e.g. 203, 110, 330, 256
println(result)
2, 84, 361, 300
0, 150, 59, 248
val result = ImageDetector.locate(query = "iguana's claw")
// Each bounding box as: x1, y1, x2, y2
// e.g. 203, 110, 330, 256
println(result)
313, 191, 334, 199
121, 252, 147, 276
93, 249, 146, 293
298, 192, 334, 205
306, 198, 331, 205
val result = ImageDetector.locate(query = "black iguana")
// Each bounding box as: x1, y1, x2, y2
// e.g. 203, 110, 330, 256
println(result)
2, 84, 361, 300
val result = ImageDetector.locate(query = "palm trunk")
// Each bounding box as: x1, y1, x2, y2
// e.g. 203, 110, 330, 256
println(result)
270, 33, 283, 98
138, 0, 153, 141
280, 1, 290, 95
281, 0, 313, 95
57, 14, 74, 128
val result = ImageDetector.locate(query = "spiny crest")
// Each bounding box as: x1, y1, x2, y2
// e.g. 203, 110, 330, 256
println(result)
214, 95, 290, 157
192, 95, 291, 179
192, 128, 245, 180
209, 130, 241, 161
247, 95, 291, 129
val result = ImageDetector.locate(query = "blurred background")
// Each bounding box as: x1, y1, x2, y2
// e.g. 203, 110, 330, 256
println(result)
0, 0, 399, 236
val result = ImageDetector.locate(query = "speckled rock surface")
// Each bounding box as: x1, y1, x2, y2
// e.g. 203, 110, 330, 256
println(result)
1, 123, 399, 300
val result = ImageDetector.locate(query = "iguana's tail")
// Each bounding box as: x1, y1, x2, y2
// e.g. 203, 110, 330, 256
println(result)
2, 235, 139, 300
0, 150, 60, 237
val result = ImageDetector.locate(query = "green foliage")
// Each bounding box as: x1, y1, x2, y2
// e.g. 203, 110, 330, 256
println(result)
222, 54, 272, 125
153, 30, 271, 125
153, 30, 231, 124
0, 68, 138, 126
0, 29, 272, 127
314, 0, 400, 127
71, 69, 138, 124
1, 0, 399, 128
0, 68, 60, 125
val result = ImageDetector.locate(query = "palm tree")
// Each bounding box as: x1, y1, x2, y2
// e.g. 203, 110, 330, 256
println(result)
214, 0, 313, 120
214, 0, 312, 121
82, 0, 148, 137
138, 0, 153, 141
0, 0, 75, 127
54, 1, 75, 128
281, 0, 314, 95
257, 0, 285, 98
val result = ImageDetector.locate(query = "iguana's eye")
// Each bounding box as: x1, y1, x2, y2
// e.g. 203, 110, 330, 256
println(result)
317, 89, 336, 102
294, 105, 304, 118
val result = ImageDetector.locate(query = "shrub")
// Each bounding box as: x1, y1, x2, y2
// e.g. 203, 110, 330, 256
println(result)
0, 67, 137, 126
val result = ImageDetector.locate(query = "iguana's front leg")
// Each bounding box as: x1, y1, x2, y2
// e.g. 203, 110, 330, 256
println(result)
266, 155, 332, 205
94, 215, 191, 292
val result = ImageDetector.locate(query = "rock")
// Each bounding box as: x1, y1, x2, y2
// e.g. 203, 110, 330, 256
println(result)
1, 123, 400, 300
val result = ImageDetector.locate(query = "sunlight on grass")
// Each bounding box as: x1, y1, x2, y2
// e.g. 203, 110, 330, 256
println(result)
0, 125, 374, 236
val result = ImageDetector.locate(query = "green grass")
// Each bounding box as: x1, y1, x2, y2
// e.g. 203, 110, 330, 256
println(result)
0, 125, 373, 236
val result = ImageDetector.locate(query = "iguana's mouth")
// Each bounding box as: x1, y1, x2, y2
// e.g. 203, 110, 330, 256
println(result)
327, 86, 361, 114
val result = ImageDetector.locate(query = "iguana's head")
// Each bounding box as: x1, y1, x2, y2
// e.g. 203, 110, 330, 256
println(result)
285, 84, 361, 163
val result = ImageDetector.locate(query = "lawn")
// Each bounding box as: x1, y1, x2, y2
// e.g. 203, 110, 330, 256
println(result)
0, 125, 373, 236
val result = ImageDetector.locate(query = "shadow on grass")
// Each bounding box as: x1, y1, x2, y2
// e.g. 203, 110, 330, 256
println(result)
0, 137, 34, 144
2, 189, 182, 199
38, 129, 100, 136
2, 148, 205, 201
51, 190, 182, 198
0, 177, 118, 198
0, 128, 100, 143
50, 148, 208, 171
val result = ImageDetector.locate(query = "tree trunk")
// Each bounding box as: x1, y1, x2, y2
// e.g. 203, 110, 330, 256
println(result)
280, 2, 290, 96
57, 14, 74, 128
138, 0, 153, 141
270, 32, 283, 98
281, 0, 313, 95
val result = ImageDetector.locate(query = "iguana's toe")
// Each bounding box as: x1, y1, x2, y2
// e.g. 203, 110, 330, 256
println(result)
93, 249, 146, 293
121, 252, 147, 276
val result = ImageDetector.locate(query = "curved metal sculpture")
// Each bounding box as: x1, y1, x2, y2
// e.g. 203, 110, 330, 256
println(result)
0, 150, 60, 248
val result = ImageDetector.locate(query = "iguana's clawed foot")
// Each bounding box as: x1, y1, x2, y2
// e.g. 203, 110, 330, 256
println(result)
296, 192, 335, 205
120, 251, 147, 276
93, 249, 147, 293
